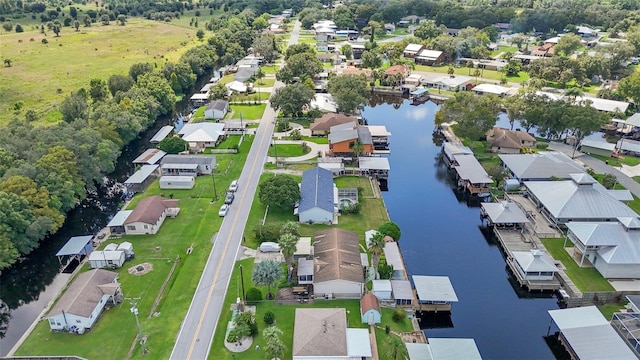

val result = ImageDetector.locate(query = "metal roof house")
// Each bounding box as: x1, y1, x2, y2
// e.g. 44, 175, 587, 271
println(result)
548, 306, 637, 360
413, 275, 458, 312
107, 210, 133, 236
525, 173, 637, 225
406, 339, 482, 360
452, 154, 493, 196
499, 152, 586, 182
297, 167, 337, 224
473, 83, 512, 97
177, 123, 225, 151
391, 280, 414, 306
372, 279, 392, 300
403, 43, 424, 58
415, 49, 445, 65
124, 164, 159, 194
480, 201, 530, 229
204, 100, 229, 120
88, 249, 126, 269
123, 195, 180, 235
160, 154, 216, 176
566, 217, 640, 278
47, 269, 121, 333
424, 75, 474, 92
312, 228, 364, 298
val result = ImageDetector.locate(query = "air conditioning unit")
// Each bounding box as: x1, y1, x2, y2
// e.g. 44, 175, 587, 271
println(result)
324, 293, 333, 300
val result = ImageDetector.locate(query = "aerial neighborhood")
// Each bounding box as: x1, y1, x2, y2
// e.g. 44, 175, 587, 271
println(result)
3, 0, 640, 360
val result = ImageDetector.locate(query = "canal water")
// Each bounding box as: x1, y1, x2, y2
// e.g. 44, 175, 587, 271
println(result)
362, 99, 560, 360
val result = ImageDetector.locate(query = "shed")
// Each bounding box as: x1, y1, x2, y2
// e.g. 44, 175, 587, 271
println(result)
116, 242, 134, 259
391, 280, 413, 305
103, 243, 118, 251
150, 125, 174, 143
372, 279, 392, 300
204, 99, 229, 120
294, 237, 312, 260
107, 210, 133, 235
124, 164, 159, 193
159, 175, 196, 189
56, 235, 94, 269
88, 250, 125, 269
503, 178, 521, 191
413, 275, 458, 312
360, 293, 382, 325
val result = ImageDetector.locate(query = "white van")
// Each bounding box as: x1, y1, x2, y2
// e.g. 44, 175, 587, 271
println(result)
259, 242, 280, 253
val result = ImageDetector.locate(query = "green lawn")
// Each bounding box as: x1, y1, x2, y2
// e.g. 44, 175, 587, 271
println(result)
392, 28, 409, 35
295, 136, 328, 144
414, 64, 529, 83
219, 74, 234, 85
17, 137, 255, 359
590, 152, 640, 167
540, 238, 614, 292
229, 103, 267, 120
169, 9, 224, 29
268, 143, 310, 157
0, 18, 199, 125
260, 65, 279, 75
216, 135, 242, 149
255, 78, 275, 87
490, 45, 519, 57
599, 303, 626, 320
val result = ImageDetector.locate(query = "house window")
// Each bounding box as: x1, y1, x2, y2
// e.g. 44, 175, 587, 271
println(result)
143, 225, 148, 229
76, 320, 81, 323
49, 319, 55, 325
127, 225, 136, 231
349, 141, 355, 148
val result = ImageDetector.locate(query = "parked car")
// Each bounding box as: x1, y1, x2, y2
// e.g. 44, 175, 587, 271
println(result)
259, 242, 281, 253
224, 192, 235, 204
228, 180, 239, 192
218, 204, 229, 217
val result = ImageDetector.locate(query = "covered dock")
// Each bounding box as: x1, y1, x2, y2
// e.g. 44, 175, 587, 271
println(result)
413, 275, 458, 312
391, 280, 414, 306
548, 306, 637, 360
124, 164, 159, 194
509, 249, 561, 291
406, 338, 482, 360
132, 148, 167, 165
441, 142, 473, 168
480, 201, 530, 229
452, 154, 492, 196
384, 241, 407, 280
150, 125, 174, 144
358, 157, 390, 179
56, 235, 94, 270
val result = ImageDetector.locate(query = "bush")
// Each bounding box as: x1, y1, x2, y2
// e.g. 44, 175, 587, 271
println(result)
340, 202, 361, 214
245, 287, 262, 303
385, 325, 390, 334
536, 142, 549, 150
378, 221, 401, 241
392, 308, 406, 322
264, 310, 275, 325
378, 259, 393, 280
253, 222, 281, 243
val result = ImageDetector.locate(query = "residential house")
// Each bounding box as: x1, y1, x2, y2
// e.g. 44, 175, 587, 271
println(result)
415, 49, 445, 65
236, 56, 261, 68
88, 250, 125, 269
577, 26, 598, 37
341, 67, 374, 81
297, 167, 337, 224
566, 217, 640, 278
424, 75, 474, 91
536, 91, 630, 113
328, 122, 373, 156
293, 308, 372, 360
190, 92, 209, 105
123, 195, 180, 235
510, 249, 560, 290
384, 65, 410, 84
494, 22, 512, 32
225, 80, 248, 94
473, 83, 512, 97
178, 123, 225, 151
445, 28, 461, 36
350, 43, 365, 59
617, 138, 640, 157
403, 43, 424, 59
106, 210, 133, 235
461, 58, 507, 71
531, 43, 555, 57
47, 269, 121, 333
317, 52, 338, 64
525, 173, 637, 225
499, 152, 586, 183
486, 127, 537, 153
404, 74, 423, 86
160, 155, 217, 176
310, 113, 357, 136
406, 339, 482, 360
579, 139, 616, 157
204, 100, 229, 120
312, 228, 365, 298
360, 292, 382, 325
413, 275, 459, 312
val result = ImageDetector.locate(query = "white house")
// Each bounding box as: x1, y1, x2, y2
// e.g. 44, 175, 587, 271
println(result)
297, 167, 337, 224
88, 250, 125, 269
178, 123, 225, 151
425, 75, 473, 91
204, 100, 229, 120
159, 175, 196, 190
312, 228, 364, 298
160, 155, 217, 176
473, 83, 512, 97
123, 196, 180, 235
47, 269, 121, 333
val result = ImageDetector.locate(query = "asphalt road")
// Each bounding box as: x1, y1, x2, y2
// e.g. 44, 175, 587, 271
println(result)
169, 20, 301, 360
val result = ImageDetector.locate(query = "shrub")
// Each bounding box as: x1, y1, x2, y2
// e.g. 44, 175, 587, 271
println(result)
392, 308, 406, 322
536, 142, 549, 150
245, 287, 262, 303
264, 310, 275, 325
253, 222, 281, 243
385, 325, 390, 334
378, 221, 401, 241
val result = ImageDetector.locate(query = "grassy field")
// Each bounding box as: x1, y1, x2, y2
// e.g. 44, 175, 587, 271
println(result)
490, 45, 519, 57
260, 65, 280, 75
540, 238, 615, 292
268, 143, 310, 157
229, 103, 267, 120
591, 152, 640, 167
16, 136, 255, 359
414, 64, 530, 83
0, 18, 199, 125
255, 78, 276, 87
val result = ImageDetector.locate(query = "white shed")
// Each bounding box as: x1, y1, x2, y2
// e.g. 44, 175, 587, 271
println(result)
372, 279, 392, 300
159, 175, 196, 189
117, 242, 134, 259
88, 250, 125, 269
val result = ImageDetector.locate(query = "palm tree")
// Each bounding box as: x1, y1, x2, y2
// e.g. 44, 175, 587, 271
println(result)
252, 260, 284, 300
278, 233, 298, 272
447, 66, 455, 77
466, 60, 474, 75
279, 221, 299, 237
472, 69, 481, 85
368, 232, 386, 279
263, 326, 286, 360
382, 335, 409, 360
351, 140, 365, 156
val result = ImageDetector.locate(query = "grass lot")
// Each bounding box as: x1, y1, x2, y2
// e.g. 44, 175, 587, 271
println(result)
392, 27, 409, 35
290, 136, 329, 144
0, 18, 198, 125
255, 78, 275, 87
540, 238, 614, 292
260, 65, 279, 75
229, 104, 266, 120
269, 143, 310, 157
599, 303, 626, 320
169, 9, 224, 29
591, 152, 640, 167
490, 45, 519, 57
219, 74, 234, 85
414, 64, 529, 83
17, 136, 255, 359
230, 92, 271, 103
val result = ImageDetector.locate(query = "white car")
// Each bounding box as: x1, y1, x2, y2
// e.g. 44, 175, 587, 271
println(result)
228, 180, 239, 192
218, 204, 229, 217
259, 242, 281, 253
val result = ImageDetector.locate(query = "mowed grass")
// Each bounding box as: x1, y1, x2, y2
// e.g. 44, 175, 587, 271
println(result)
0, 19, 198, 125
540, 238, 614, 292
16, 136, 255, 359
414, 64, 529, 83
268, 143, 310, 157
229, 104, 266, 120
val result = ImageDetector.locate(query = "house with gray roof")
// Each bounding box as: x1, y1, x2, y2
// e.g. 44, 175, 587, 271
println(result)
297, 167, 337, 224
452, 154, 493, 196
328, 122, 373, 156
480, 201, 530, 228
406, 339, 482, 360
312, 228, 364, 298
47, 269, 121, 333
204, 99, 229, 120
525, 173, 637, 225
499, 152, 586, 183
566, 217, 640, 278
178, 122, 225, 151
160, 155, 216, 176
510, 249, 560, 289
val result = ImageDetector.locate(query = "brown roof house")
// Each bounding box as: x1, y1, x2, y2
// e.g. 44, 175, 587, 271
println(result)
47, 269, 121, 333
360, 292, 382, 325
487, 127, 537, 154
293, 308, 373, 359
312, 228, 364, 298
310, 113, 357, 136
124, 195, 180, 235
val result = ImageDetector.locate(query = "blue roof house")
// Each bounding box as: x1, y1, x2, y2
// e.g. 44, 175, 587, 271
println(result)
297, 167, 337, 224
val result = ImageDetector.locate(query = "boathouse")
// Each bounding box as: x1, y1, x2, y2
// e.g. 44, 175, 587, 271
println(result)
55, 235, 94, 270
406, 339, 482, 360
413, 275, 458, 312
509, 249, 560, 290
124, 164, 159, 194
442, 142, 473, 168
372, 280, 392, 300
132, 148, 167, 165
452, 154, 493, 196
384, 241, 407, 280
358, 157, 390, 180
150, 125, 174, 144
391, 280, 414, 306
480, 201, 530, 229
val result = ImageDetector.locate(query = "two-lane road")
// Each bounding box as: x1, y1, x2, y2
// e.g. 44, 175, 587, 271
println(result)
170, 20, 301, 360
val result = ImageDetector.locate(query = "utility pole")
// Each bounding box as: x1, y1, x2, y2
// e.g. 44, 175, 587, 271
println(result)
211, 171, 218, 201
127, 298, 148, 355
239, 264, 246, 306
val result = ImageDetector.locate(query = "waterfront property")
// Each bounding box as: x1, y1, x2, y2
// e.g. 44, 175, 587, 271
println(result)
611, 310, 640, 357
160, 154, 217, 176
296, 166, 337, 224
413, 275, 458, 312
509, 249, 560, 290
132, 148, 167, 165
579, 138, 616, 157
525, 173, 637, 225
328, 122, 374, 156
486, 127, 536, 153
150, 125, 173, 144
424, 75, 474, 92
384, 241, 407, 280
55, 235, 94, 270
499, 152, 586, 183
367, 125, 392, 152
311, 228, 365, 298
548, 306, 637, 360
391, 280, 414, 306
292, 308, 372, 360
415, 49, 445, 65
451, 154, 493, 196
358, 157, 390, 180
442, 142, 473, 168
159, 175, 196, 190
124, 164, 159, 193
372, 280, 392, 300
405, 338, 482, 360
565, 218, 640, 278
360, 293, 382, 325
403, 43, 424, 59
47, 269, 121, 333
203, 99, 229, 120
310, 93, 338, 113
88, 250, 125, 269
310, 113, 357, 136
123, 195, 180, 235
106, 210, 133, 236
472, 83, 512, 97
480, 201, 530, 229
177, 122, 225, 151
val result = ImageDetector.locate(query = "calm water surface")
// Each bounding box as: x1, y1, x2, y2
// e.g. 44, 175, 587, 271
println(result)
363, 99, 559, 360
